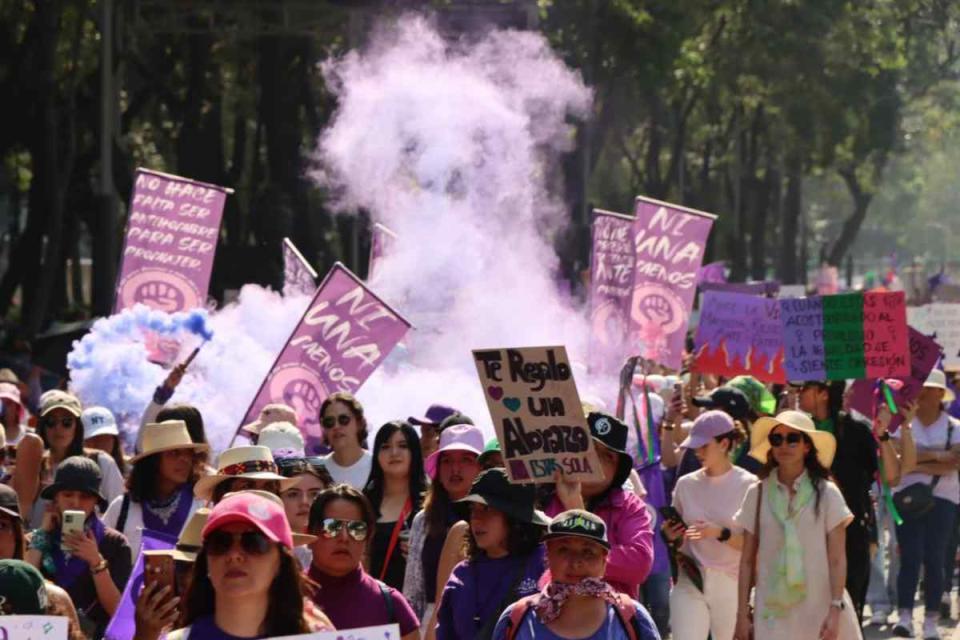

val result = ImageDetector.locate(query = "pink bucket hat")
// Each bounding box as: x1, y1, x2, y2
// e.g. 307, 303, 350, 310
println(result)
424, 423, 484, 479
201, 491, 294, 550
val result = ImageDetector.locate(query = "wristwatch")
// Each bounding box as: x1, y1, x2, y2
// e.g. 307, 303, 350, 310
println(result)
830, 598, 845, 610
717, 527, 732, 542
91, 558, 109, 575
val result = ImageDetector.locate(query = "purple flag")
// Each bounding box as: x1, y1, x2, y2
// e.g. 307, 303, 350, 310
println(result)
283, 238, 318, 297
368, 222, 398, 282
238, 263, 411, 440
114, 169, 229, 314
697, 261, 727, 285
588, 209, 636, 374
629, 196, 716, 369
103, 529, 177, 640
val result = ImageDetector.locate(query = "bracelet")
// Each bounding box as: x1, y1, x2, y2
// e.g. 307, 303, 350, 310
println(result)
91, 558, 109, 575
27, 529, 51, 552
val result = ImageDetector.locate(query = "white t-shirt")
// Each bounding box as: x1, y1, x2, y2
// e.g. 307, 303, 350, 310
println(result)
893, 412, 960, 504
321, 449, 373, 490
673, 465, 758, 577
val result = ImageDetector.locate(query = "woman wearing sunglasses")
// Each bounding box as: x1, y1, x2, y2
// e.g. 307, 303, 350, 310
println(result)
364, 420, 426, 589
167, 491, 332, 639
319, 392, 372, 489
14, 391, 124, 528
732, 410, 861, 640
306, 485, 420, 639
661, 411, 756, 640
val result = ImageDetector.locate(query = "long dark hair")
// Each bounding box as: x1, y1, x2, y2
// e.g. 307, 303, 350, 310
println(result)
1, 512, 24, 560
319, 392, 369, 449
759, 432, 833, 515
103, 436, 128, 476
423, 475, 454, 539
127, 451, 203, 503
180, 545, 309, 636
363, 421, 425, 520
463, 511, 543, 560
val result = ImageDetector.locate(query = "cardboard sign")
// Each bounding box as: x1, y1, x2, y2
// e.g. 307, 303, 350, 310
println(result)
693, 291, 785, 382
272, 624, 400, 640
239, 263, 411, 439
587, 210, 636, 374
780, 292, 909, 381
104, 529, 177, 640
629, 196, 716, 369
908, 303, 960, 370
0, 616, 68, 640
473, 346, 602, 484
848, 328, 943, 431
283, 238, 318, 297
114, 169, 229, 314
368, 222, 398, 282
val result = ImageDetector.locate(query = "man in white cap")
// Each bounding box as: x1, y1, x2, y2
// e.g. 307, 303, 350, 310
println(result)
891, 369, 960, 639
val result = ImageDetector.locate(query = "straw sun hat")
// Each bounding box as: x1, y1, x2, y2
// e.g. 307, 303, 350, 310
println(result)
129, 420, 209, 464
749, 409, 837, 469
193, 446, 299, 501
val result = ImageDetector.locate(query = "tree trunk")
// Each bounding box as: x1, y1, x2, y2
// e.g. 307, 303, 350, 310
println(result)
827, 169, 873, 267
778, 155, 802, 283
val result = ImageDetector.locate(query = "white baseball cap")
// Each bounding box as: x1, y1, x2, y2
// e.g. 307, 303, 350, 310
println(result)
81, 406, 119, 439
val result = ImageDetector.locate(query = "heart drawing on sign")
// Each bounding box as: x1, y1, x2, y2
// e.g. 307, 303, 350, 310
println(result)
488, 386, 504, 400
503, 397, 522, 412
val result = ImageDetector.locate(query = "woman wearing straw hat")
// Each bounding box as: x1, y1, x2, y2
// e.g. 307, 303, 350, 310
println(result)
435, 468, 549, 639
192, 445, 300, 504
732, 410, 861, 640
166, 491, 332, 639
104, 421, 209, 562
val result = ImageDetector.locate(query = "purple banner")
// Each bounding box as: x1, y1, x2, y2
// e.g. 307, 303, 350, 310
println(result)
283, 237, 318, 297
588, 209, 636, 374
848, 328, 943, 431
114, 169, 229, 314
239, 263, 411, 439
693, 291, 786, 383
699, 280, 780, 297
629, 197, 716, 369
104, 529, 176, 640
368, 222, 397, 282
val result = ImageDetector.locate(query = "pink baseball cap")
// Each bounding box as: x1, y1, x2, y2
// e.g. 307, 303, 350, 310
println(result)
424, 423, 484, 479
201, 491, 294, 550
0, 383, 22, 406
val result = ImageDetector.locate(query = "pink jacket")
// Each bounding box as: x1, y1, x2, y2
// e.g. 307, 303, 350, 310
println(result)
545, 488, 654, 597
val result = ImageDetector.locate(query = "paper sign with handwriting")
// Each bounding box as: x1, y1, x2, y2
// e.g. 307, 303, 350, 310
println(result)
271, 624, 399, 640
908, 303, 960, 370
693, 291, 785, 383
0, 616, 68, 640
240, 263, 411, 439
474, 346, 602, 484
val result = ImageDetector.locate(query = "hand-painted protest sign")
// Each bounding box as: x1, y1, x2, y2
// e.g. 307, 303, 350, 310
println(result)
908, 303, 960, 370
0, 616, 68, 640
283, 238, 318, 298
699, 280, 780, 297
588, 210, 636, 374
630, 196, 715, 369
239, 263, 411, 440
272, 624, 400, 640
693, 291, 785, 383
474, 346, 603, 484
104, 529, 177, 640
114, 169, 229, 314
780, 291, 909, 381
849, 328, 943, 431
368, 222, 398, 282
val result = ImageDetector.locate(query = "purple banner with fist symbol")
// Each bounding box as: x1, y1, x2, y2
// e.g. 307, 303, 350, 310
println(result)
238, 263, 411, 440
114, 168, 230, 315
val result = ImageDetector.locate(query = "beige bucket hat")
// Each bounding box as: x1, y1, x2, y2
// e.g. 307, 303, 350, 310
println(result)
129, 420, 210, 464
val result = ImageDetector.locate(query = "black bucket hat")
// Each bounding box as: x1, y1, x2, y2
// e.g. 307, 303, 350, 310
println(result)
40, 455, 107, 510
586, 412, 633, 490
0, 484, 21, 521
542, 509, 610, 550
456, 468, 550, 526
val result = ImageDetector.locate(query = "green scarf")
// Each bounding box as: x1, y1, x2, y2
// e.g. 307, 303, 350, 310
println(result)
764, 473, 814, 618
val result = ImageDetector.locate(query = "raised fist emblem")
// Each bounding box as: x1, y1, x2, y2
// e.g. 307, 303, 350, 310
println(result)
135, 281, 184, 312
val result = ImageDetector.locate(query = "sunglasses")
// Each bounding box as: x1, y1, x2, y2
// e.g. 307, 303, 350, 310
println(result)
204, 530, 273, 556
768, 432, 804, 448
318, 518, 369, 541
321, 414, 352, 429
43, 417, 76, 429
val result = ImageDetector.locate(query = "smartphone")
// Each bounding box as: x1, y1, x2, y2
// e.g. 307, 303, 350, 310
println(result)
659, 506, 686, 529
144, 553, 177, 595
61, 510, 85, 551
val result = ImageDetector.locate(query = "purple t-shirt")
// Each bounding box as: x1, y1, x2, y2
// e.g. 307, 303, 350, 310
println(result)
186, 615, 264, 639
307, 564, 419, 635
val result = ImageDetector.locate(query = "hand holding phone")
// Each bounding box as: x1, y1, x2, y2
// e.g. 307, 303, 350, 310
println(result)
659, 506, 687, 529
61, 510, 85, 551
144, 553, 177, 595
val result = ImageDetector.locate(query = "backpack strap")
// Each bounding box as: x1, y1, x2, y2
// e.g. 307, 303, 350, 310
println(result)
376, 579, 396, 624
116, 494, 131, 534
609, 593, 640, 640
505, 594, 540, 640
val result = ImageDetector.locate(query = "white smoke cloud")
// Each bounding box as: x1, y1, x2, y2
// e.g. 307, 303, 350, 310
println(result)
316, 15, 600, 432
